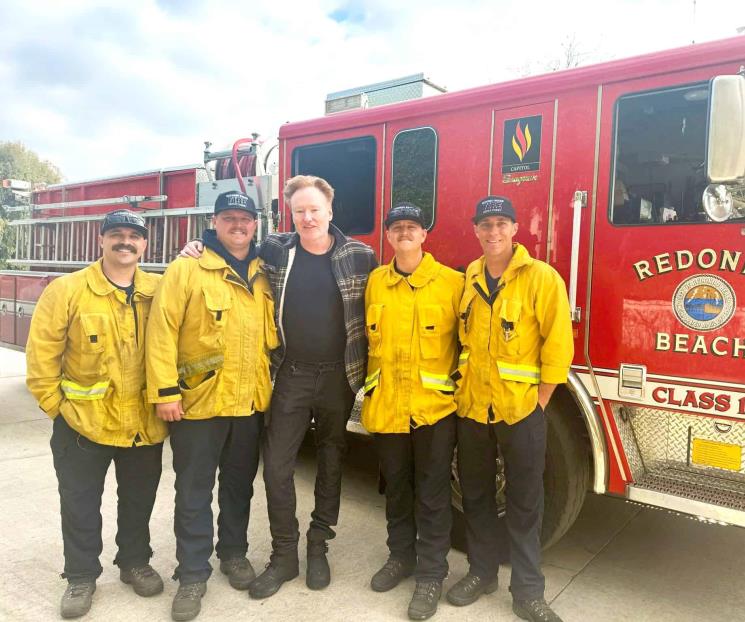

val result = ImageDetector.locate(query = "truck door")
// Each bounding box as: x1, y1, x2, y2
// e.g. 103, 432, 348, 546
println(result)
284, 126, 385, 257
490, 102, 556, 262
589, 77, 745, 406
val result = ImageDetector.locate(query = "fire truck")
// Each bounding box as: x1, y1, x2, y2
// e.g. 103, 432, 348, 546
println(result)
2, 36, 745, 548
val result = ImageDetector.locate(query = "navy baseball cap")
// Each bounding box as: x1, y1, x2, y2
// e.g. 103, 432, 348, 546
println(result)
385, 202, 426, 228
214, 191, 257, 217
472, 196, 517, 224
100, 209, 148, 237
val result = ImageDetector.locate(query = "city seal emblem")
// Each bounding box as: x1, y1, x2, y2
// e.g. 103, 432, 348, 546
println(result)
672, 274, 736, 332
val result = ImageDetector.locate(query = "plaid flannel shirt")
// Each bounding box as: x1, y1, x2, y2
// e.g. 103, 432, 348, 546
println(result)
259, 223, 378, 392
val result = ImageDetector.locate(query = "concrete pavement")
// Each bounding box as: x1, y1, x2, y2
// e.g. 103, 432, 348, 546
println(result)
1, 346, 744, 621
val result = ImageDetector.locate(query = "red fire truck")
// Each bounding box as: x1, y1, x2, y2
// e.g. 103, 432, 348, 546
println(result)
3, 36, 745, 547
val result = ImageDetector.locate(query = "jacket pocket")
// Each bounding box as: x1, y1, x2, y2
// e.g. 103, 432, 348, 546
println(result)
419, 304, 442, 360
180, 370, 219, 416
80, 313, 107, 353
366, 303, 384, 357
201, 287, 232, 348
497, 298, 522, 358
458, 289, 477, 347
79, 313, 108, 375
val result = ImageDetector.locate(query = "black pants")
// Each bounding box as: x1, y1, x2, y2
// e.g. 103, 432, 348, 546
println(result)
262, 360, 356, 567
374, 413, 456, 582
456, 406, 546, 601
170, 414, 263, 584
50, 415, 163, 581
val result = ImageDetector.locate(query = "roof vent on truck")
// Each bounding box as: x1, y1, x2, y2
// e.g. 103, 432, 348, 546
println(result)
324, 73, 446, 114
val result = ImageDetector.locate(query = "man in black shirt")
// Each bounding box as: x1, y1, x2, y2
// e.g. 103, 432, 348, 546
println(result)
250, 175, 377, 599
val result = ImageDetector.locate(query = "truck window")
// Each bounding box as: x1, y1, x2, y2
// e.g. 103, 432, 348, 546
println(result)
292, 136, 376, 235
610, 83, 711, 226
390, 127, 438, 229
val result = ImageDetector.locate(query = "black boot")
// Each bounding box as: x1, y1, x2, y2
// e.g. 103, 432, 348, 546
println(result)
513, 597, 563, 622
219, 557, 256, 591
306, 541, 330, 590
171, 582, 207, 622
60, 579, 96, 619
446, 572, 498, 606
370, 557, 416, 592
408, 580, 442, 621
248, 560, 299, 599
120, 564, 164, 597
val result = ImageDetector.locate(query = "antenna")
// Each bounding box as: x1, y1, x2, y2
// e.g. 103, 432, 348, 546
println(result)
692, 0, 696, 44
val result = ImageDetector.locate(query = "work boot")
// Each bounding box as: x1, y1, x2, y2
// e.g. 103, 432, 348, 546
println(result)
407, 580, 442, 621
120, 564, 164, 597
306, 541, 330, 590
219, 557, 256, 590
249, 561, 299, 599
446, 572, 499, 606
60, 579, 96, 619
512, 597, 563, 622
171, 581, 207, 622
370, 557, 415, 592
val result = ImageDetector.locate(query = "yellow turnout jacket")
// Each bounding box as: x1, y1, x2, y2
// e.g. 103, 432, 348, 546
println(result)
26, 260, 167, 446
362, 252, 464, 433
146, 249, 278, 419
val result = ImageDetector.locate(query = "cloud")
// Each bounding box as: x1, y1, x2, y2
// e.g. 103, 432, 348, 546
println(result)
0, 0, 743, 182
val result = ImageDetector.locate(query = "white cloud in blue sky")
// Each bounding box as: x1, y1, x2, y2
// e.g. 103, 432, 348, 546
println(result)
0, 0, 743, 181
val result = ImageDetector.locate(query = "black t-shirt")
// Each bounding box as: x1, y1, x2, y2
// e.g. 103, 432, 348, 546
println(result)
283, 242, 346, 362
394, 261, 414, 289
394, 262, 411, 277
485, 269, 501, 295
106, 276, 137, 342
105, 275, 134, 301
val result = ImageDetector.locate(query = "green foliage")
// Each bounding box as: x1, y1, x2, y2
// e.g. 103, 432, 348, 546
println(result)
0, 141, 63, 268
0, 141, 62, 184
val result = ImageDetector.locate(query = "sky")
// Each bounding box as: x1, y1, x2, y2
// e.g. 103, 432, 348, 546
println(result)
1, 0, 744, 182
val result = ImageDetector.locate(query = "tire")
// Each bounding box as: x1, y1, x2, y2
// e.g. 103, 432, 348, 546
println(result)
541, 389, 590, 548
450, 389, 590, 551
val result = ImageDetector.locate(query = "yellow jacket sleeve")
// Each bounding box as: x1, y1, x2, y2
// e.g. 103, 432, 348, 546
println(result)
146, 259, 190, 403
25, 279, 68, 417
535, 267, 574, 384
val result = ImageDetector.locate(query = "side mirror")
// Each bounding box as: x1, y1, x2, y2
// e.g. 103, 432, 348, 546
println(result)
707, 74, 745, 184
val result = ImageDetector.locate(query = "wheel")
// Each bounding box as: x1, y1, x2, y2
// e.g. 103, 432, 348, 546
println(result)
450, 390, 590, 551
541, 390, 590, 548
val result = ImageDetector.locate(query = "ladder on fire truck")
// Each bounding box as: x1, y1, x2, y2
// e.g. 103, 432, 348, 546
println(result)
5, 135, 278, 271
7, 196, 214, 270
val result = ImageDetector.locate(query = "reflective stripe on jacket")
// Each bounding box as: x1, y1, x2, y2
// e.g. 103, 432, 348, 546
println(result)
146, 249, 278, 419
361, 253, 464, 433
25, 260, 167, 447
455, 243, 573, 425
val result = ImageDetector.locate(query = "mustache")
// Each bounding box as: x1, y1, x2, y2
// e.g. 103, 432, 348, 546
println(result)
112, 244, 138, 253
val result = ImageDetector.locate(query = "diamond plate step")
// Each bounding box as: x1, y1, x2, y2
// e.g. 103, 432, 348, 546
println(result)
629, 467, 745, 526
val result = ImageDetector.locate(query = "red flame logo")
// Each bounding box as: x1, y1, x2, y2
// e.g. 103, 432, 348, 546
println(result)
511, 122, 532, 161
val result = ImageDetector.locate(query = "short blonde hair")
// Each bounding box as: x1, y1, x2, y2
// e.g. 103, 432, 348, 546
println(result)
283, 175, 335, 205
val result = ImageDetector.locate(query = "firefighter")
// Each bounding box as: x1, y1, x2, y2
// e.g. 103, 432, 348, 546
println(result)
447, 196, 573, 622
146, 191, 277, 621
26, 209, 167, 619
362, 203, 463, 621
